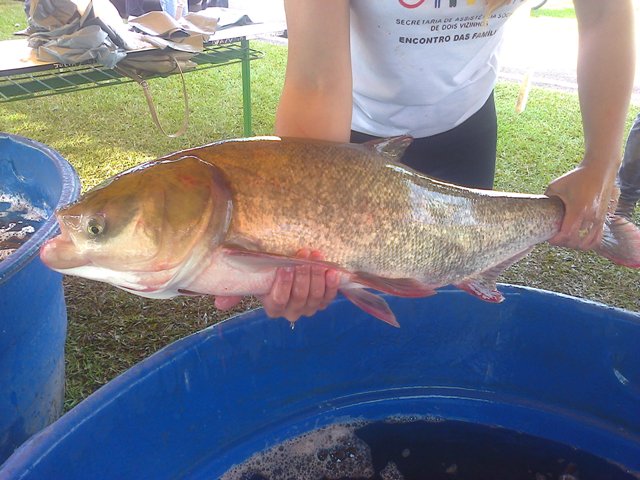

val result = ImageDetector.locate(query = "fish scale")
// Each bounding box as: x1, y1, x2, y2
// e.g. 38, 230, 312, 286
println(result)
170, 138, 562, 280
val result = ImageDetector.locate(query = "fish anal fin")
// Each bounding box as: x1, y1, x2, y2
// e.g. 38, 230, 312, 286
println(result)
455, 247, 534, 303
341, 288, 400, 327
456, 279, 504, 303
353, 271, 437, 298
363, 136, 413, 161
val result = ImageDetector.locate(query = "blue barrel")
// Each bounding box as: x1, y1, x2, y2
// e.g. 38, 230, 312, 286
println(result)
1, 287, 639, 478
0, 133, 80, 464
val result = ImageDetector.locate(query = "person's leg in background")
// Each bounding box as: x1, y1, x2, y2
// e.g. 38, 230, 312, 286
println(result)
13, 0, 32, 35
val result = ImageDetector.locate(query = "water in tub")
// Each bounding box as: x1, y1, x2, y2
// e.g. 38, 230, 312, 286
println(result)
220, 417, 639, 480
0, 193, 47, 261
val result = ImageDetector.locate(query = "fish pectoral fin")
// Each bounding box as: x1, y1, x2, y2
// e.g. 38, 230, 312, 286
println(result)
178, 288, 207, 296
340, 288, 400, 327
455, 247, 533, 303
221, 244, 343, 272
352, 271, 437, 298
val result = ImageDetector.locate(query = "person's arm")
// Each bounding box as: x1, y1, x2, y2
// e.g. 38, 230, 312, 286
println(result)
264, 0, 352, 321
275, 0, 352, 141
545, 0, 635, 250
216, 1, 351, 322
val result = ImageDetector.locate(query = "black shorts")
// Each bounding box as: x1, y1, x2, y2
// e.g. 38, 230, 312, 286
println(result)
351, 92, 497, 190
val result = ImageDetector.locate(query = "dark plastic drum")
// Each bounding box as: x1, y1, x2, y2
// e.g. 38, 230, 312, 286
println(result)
1, 287, 639, 478
0, 133, 80, 464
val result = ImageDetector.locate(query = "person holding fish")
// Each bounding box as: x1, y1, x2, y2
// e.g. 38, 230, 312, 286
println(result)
36, 1, 635, 324
215, 0, 635, 322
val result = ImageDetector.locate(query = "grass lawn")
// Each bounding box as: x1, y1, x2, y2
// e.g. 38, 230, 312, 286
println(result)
0, 2, 638, 409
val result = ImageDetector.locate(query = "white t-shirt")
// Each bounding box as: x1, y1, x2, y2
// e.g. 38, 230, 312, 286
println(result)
350, 0, 526, 138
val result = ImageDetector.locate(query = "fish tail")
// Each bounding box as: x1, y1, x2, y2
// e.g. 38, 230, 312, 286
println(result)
593, 214, 640, 269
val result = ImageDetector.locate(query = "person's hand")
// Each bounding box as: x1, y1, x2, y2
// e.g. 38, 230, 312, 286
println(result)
259, 249, 340, 322
545, 161, 618, 250
214, 249, 341, 323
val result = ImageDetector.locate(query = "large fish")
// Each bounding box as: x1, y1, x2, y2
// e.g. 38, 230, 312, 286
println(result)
40, 136, 640, 326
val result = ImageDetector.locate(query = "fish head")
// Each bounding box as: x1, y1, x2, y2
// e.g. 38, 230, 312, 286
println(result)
40, 156, 232, 294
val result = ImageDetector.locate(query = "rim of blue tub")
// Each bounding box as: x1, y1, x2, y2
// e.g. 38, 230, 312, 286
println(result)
2, 285, 639, 477
0, 133, 81, 284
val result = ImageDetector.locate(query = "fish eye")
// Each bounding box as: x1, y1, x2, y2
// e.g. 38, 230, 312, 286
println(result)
85, 216, 106, 237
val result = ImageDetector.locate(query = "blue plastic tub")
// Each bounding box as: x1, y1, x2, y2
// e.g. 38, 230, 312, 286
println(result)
0, 133, 80, 464
1, 286, 638, 478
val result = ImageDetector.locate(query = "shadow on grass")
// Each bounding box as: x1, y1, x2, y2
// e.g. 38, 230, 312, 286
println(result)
63, 276, 260, 410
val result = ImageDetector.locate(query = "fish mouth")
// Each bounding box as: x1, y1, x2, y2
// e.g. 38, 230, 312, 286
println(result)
40, 232, 89, 271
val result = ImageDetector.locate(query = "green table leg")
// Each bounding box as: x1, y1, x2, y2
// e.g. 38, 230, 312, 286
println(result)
241, 37, 252, 137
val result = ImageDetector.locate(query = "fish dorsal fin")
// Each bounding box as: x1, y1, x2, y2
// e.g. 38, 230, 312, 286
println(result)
454, 247, 534, 303
363, 135, 413, 161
